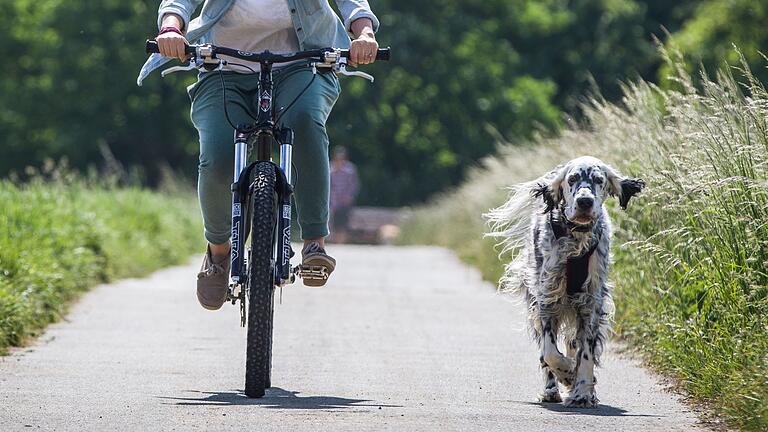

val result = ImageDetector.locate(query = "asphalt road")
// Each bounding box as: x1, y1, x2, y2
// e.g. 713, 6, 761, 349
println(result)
1, 245, 704, 431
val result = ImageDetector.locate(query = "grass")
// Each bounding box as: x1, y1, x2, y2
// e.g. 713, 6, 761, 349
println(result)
398, 49, 768, 431
0, 172, 203, 354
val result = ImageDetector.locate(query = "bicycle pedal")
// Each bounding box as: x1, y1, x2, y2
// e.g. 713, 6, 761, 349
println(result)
296, 265, 329, 280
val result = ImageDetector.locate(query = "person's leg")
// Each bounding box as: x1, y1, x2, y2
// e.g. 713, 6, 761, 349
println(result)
273, 65, 340, 246
191, 72, 260, 255
190, 72, 259, 308
332, 206, 351, 243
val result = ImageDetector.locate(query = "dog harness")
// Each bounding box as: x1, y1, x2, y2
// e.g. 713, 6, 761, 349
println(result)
550, 212, 600, 295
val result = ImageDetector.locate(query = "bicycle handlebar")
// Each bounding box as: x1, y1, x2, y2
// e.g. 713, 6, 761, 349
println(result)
145, 40, 390, 62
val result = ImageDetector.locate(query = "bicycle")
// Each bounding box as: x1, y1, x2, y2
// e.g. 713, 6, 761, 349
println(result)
145, 40, 390, 398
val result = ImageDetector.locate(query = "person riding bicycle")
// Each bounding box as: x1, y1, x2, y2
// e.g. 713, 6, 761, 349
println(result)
137, 0, 379, 309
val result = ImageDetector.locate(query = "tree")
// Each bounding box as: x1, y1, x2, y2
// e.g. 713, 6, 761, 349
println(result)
5, 0, 760, 207
669, 0, 768, 85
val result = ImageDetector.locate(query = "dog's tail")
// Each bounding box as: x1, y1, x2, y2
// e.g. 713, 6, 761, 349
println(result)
484, 169, 559, 295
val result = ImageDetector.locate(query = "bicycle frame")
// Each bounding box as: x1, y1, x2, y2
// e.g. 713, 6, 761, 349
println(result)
229, 61, 295, 306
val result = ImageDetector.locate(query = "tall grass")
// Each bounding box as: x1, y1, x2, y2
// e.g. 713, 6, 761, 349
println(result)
399, 51, 768, 430
0, 173, 203, 353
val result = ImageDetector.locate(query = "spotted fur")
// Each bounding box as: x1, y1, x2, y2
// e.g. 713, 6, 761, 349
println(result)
486, 156, 645, 408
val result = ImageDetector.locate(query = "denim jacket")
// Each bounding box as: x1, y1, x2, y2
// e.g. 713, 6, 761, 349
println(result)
137, 0, 379, 85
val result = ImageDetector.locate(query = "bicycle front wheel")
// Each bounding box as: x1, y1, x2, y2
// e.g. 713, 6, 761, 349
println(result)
244, 161, 277, 398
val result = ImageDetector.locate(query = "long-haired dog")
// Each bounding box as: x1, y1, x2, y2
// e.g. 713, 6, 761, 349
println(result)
486, 156, 645, 407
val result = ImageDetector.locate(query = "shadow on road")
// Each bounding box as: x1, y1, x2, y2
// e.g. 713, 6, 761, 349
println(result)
158, 387, 402, 410
522, 401, 661, 417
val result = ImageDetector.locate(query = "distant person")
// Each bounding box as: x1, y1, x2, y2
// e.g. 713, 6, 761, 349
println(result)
329, 146, 359, 243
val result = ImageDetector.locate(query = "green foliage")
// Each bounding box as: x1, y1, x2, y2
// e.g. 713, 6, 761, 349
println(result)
0, 0, 708, 206
0, 0, 197, 185
0, 175, 202, 353
668, 0, 768, 86
335, 0, 698, 204
399, 53, 768, 430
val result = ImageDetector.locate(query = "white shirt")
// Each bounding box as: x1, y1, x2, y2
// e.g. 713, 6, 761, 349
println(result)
211, 0, 300, 72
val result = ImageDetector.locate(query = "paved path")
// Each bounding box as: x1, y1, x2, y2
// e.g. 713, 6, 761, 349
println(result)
1, 246, 703, 431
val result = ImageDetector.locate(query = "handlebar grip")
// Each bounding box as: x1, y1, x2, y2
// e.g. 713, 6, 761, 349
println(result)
376, 47, 391, 61
145, 40, 196, 55
339, 47, 391, 61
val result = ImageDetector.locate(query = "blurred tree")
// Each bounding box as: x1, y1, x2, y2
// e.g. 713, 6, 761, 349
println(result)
332, 0, 699, 204
668, 0, 768, 85
0, 1, 198, 184
4, 0, 758, 207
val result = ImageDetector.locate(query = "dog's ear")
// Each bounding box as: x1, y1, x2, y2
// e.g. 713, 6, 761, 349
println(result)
531, 165, 567, 213
604, 164, 645, 210
532, 182, 557, 213
618, 178, 645, 209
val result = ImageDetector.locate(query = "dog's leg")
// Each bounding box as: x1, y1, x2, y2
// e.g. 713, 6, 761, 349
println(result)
565, 337, 578, 360
531, 302, 562, 402
564, 309, 600, 408
563, 337, 578, 392
539, 312, 575, 388
539, 358, 562, 402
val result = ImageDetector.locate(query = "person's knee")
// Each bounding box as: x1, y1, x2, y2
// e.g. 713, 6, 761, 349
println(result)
283, 107, 325, 138
199, 141, 232, 180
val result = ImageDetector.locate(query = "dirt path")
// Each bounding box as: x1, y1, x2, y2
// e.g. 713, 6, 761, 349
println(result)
0, 245, 703, 431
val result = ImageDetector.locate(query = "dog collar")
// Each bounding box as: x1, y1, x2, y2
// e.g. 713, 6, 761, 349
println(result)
549, 211, 593, 239
549, 212, 600, 257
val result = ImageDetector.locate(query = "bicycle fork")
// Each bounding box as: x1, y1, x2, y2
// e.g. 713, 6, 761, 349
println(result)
276, 128, 295, 286
229, 130, 249, 292
228, 127, 296, 326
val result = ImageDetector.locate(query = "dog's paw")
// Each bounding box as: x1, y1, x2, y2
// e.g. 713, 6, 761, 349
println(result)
539, 389, 562, 403
564, 385, 599, 408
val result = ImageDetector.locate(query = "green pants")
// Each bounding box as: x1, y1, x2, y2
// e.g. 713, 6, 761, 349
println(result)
189, 64, 341, 244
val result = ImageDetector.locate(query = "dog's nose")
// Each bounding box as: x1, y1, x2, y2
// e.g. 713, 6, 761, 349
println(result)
576, 197, 594, 210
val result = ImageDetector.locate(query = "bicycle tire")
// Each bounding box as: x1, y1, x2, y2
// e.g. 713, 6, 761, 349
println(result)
244, 161, 277, 398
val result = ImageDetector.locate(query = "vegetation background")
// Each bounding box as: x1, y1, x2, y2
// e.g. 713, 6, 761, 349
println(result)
399, 47, 768, 429
2, 1, 768, 430
2, 0, 766, 205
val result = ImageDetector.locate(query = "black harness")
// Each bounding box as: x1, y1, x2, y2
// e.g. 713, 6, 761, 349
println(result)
550, 212, 600, 295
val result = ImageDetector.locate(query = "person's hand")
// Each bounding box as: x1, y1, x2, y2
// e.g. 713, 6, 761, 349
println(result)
156, 31, 189, 61
156, 13, 188, 61
349, 18, 378, 67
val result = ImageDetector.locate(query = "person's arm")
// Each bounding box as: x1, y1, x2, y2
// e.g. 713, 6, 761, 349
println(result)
335, 0, 380, 33
350, 165, 360, 199
154, 0, 203, 60
156, 13, 188, 60
335, 0, 380, 67
348, 18, 378, 67
156, 0, 203, 32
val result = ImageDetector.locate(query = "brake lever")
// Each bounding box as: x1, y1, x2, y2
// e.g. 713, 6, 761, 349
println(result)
338, 64, 374, 82
161, 59, 198, 77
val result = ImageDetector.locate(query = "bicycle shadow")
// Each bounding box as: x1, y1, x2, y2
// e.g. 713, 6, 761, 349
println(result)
158, 387, 401, 410
521, 401, 659, 417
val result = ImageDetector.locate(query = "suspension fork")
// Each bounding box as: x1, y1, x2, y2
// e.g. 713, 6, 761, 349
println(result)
229, 128, 250, 287
276, 127, 294, 284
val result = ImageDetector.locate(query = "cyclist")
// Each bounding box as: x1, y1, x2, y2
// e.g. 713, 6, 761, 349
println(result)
137, 0, 379, 308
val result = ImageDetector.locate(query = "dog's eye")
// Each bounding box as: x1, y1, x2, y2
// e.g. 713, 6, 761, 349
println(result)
593, 176, 604, 185
568, 174, 579, 185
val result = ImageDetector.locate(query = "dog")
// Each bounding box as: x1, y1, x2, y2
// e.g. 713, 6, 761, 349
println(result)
486, 156, 645, 407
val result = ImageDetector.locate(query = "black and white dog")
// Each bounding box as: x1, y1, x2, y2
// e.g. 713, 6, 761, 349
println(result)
487, 156, 644, 407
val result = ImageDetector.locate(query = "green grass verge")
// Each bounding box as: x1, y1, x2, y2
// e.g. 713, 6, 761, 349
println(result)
398, 50, 768, 430
0, 178, 203, 354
